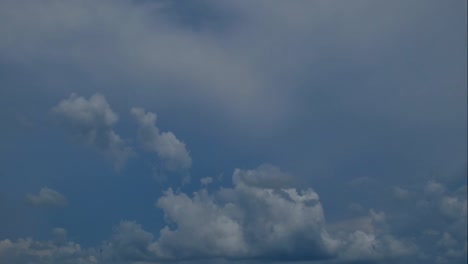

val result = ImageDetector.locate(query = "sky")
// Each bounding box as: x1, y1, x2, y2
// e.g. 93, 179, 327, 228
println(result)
0, 0, 466, 263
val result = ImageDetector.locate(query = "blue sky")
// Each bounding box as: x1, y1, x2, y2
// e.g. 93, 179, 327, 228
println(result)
0, 0, 466, 263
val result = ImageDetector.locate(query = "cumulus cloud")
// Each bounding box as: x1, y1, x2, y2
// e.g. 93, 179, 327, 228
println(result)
52, 93, 133, 169
131, 107, 191, 172
387, 180, 468, 263
0, 228, 97, 264
102, 221, 157, 262
5, 167, 467, 264
153, 165, 339, 261
25, 187, 67, 208
97, 165, 419, 263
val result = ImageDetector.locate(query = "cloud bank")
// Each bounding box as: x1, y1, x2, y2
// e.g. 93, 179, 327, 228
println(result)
2, 167, 467, 264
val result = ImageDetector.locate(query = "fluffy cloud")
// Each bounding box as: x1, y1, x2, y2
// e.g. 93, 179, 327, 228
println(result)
25, 187, 67, 208
153, 165, 339, 261
99, 165, 419, 263
131, 107, 192, 172
52, 93, 133, 169
5, 167, 467, 264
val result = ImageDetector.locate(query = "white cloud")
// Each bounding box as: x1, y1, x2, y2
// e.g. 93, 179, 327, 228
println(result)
52, 93, 133, 169
131, 107, 191, 172
153, 165, 338, 261
25, 187, 67, 208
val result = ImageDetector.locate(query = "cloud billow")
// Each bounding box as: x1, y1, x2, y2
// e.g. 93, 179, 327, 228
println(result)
85, 165, 341, 262
52, 93, 133, 169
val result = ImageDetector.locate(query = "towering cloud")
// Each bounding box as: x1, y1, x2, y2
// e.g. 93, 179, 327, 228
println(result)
131, 107, 192, 172
52, 94, 133, 169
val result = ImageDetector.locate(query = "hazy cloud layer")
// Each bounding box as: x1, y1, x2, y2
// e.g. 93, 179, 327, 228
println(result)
52, 94, 133, 169
131, 107, 192, 172
25, 187, 67, 208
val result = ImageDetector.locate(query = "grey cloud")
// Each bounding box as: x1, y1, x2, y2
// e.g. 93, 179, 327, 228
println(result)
0, 228, 97, 264
326, 208, 416, 263
392, 187, 410, 200
102, 221, 156, 262
25, 187, 67, 208
364, 180, 467, 264
200, 177, 213, 185
52, 93, 133, 169
232, 164, 293, 189
131, 107, 191, 172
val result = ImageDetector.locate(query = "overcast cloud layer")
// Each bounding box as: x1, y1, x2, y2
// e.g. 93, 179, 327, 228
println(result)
0, 0, 466, 264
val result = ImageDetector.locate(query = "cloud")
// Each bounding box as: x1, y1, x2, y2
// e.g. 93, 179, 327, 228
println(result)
153, 164, 339, 261
25, 187, 67, 208
382, 180, 467, 263
393, 187, 410, 200
200, 177, 213, 185
102, 221, 156, 262
0, 228, 97, 264
98, 165, 419, 263
131, 107, 191, 172
232, 164, 293, 189
52, 93, 133, 169
4, 167, 466, 264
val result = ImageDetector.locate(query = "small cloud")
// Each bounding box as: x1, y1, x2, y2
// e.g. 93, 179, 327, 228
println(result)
424, 180, 445, 196
369, 209, 386, 224
232, 163, 293, 189
393, 186, 410, 200
348, 203, 365, 214
26, 187, 68, 208
131, 107, 191, 173
200, 177, 213, 186
52, 228, 67, 244
52, 93, 133, 169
